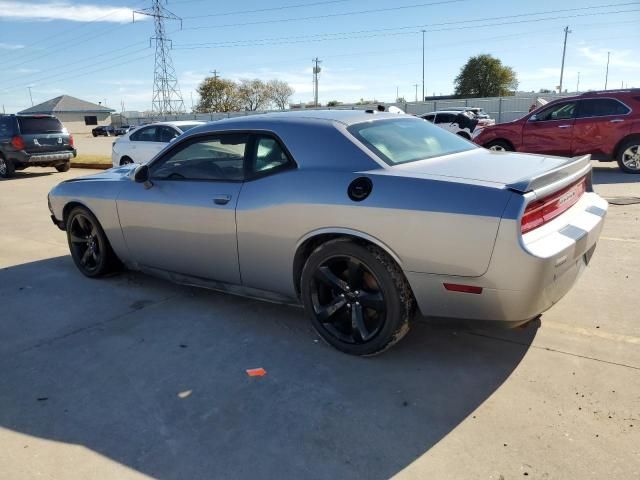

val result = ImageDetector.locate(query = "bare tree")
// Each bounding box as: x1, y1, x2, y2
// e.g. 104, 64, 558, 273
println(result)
237, 79, 271, 111
267, 79, 295, 110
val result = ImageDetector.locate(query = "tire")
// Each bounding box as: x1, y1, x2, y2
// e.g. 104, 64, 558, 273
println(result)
120, 156, 133, 166
485, 140, 513, 152
0, 155, 15, 179
55, 162, 71, 172
92, 132, 98, 137
65, 207, 119, 278
616, 138, 640, 174
300, 238, 415, 356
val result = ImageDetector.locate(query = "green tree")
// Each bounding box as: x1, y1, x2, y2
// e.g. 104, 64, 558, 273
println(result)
238, 79, 271, 111
326, 100, 341, 107
195, 77, 240, 113
454, 54, 518, 97
267, 79, 295, 110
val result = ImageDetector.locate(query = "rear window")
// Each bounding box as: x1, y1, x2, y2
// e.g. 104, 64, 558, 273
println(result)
348, 118, 475, 165
18, 117, 64, 134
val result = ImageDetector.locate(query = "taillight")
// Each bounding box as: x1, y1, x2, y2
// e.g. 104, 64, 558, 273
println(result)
11, 135, 25, 150
521, 176, 587, 234
69, 135, 74, 147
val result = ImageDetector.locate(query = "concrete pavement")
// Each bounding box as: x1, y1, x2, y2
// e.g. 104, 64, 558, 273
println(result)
0, 164, 638, 479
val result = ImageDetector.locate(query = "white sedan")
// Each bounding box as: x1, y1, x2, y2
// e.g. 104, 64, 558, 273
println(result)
111, 121, 206, 167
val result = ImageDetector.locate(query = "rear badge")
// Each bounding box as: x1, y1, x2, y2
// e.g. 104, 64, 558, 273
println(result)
58, 137, 62, 144
33, 139, 40, 146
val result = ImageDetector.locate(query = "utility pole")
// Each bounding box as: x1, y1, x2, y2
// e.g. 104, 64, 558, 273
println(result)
396, 86, 399, 102
576, 72, 580, 92
559, 25, 571, 94
604, 51, 610, 90
412, 83, 419, 102
210, 70, 220, 80
27, 86, 33, 106
312, 57, 322, 107
134, 0, 186, 115
421, 29, 426, 102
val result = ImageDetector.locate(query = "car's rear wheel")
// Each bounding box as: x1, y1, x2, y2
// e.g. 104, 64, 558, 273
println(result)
0, 155, 15, 179
66, 207, 119, 278
55, 162, 71, 172
120, 156, 133, 166
617, 138, 640, 174
300, 239, 414, 356
485, 140, 513, 152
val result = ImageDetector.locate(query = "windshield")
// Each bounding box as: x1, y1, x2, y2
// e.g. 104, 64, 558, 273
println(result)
177, 123, 203, 132
348, 118, 476, 165
18, 116, 64, 134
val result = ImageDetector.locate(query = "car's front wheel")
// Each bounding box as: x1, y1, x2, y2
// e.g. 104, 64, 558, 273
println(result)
301, 239, 415, 356
66, 207, 119, 277
120, 156, 133, 166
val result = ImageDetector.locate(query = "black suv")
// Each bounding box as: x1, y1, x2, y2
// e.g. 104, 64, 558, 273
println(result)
92, 125, 115, 137
0, 114, 76, 178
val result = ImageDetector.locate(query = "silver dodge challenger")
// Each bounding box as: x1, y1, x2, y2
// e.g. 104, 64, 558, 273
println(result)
48, 110, 608, 355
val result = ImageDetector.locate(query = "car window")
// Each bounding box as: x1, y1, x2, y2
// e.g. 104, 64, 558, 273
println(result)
251, 136, 291, 175
423, 114, 435, 122
130, 126, 157, 142
535, 102, 576, 121
17, 116, 64, 134
157, 126, 180, 143
435, 113, 455, 124
150, 133, 248, 181
577, 98, 630, 118
348, 118, 476, 166
0, 116, 13, 137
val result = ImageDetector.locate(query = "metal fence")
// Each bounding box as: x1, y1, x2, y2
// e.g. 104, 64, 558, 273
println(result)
115, 93, 575, 126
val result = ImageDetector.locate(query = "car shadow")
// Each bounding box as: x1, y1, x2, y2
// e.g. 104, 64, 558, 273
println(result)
1, 170, 56, 180
0, 256, 538, 479
592, 164, 638, 185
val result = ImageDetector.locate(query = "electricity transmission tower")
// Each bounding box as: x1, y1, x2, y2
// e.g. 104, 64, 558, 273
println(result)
134, 0, 185, 115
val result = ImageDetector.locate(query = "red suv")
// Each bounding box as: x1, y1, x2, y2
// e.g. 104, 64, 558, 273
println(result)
473, 89, 640, 173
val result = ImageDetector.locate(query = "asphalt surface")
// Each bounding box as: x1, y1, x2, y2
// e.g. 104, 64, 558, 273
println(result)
0, 164, 638, 480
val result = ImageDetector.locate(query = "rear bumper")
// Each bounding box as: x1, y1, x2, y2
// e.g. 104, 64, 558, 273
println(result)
406, 191, 608, 323
12, 149, 76, 166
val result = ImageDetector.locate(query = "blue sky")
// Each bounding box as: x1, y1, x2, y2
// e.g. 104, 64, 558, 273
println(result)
0, 0, 638, 113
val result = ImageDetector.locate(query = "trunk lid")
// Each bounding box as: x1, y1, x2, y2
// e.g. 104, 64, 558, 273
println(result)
392, 148, 590, 193
17, 116, 72, 154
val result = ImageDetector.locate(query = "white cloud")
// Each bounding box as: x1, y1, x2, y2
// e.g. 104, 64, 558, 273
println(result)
16, 67, 40, 74
578, 46, 640, 70
0, 42, 24, 49
0, 1, 136, 23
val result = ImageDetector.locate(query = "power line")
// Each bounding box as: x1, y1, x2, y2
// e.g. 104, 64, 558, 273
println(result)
180, 0, 358, 17
173, 6, 640, 49
183, 0, 467, 30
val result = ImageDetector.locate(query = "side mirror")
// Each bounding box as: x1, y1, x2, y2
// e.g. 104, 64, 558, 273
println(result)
132, 164, 153, 189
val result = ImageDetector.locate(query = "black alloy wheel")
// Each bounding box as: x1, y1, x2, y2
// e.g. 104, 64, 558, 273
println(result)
301, 239, 414, 356
66, 207, 118, 277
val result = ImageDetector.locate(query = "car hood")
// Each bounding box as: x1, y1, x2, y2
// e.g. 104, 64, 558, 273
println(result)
390, 148, 583, 191
63, 164, 136, 183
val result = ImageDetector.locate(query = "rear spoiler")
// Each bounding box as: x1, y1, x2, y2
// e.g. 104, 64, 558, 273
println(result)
507, 154, 591, 194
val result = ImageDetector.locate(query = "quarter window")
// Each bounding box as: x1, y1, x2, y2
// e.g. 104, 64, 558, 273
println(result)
577, 98, 630, 118
252, 136, 290, 175
157, 126, 180, 143
150, 133, 248, 181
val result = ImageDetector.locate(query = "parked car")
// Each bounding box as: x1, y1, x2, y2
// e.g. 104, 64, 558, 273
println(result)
111, 120, 206, 167
448, 107, 493, 120
421, 110, 481, 139
92, 125, 115, 137
473, 89, 640, 173
49, 110, 607, 355
0, 114, 76, 178
114, 125, 133, 136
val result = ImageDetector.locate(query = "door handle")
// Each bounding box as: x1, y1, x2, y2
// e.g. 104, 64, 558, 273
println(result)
609, 119, 624, 123
213, 194, 232, 205
558, 125, 572, 128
